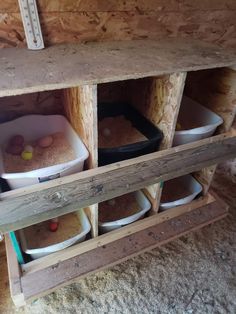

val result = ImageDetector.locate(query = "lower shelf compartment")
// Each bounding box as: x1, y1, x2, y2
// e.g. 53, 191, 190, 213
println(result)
5, 192, 228, 307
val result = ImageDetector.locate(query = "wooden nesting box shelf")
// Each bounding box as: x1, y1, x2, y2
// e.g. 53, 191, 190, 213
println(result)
0, 38, 236, 97
0, 38, 236, 307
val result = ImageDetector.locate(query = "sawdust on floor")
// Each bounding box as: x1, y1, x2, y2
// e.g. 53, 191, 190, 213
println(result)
1, 159, 236, 314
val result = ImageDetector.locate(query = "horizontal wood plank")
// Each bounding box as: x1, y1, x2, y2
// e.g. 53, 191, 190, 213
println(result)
0, 38, 236, 97
19, 198, 228, 303
0, 131, 235, 233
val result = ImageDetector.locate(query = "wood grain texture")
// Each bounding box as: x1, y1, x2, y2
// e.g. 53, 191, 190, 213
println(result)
0, 10, 236, 49
129, 73, 186, 202
22, 194, 214, 275
0, 131, 235, 233
4, 235, 25, 307
1, 0, 236, 13
185, 67, 236, 194
0, 90, 63, 123
63, 85, 98, 237
18, 198, 227, 304
0, 38, 236, 97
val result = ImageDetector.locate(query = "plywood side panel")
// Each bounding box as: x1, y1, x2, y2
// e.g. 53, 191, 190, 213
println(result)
2, 0, 236, 13
1, 10, 236, 48
130, 73, 186, 205
63, 85, 98, 237
185, 68, 236, 194
0, 91, 63, 123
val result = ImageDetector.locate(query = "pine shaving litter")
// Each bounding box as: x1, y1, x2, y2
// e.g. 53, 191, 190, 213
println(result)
99, 193, 141, 223
22, 212, 82, 249
98, 115, 147, 148
3, 132, 76, 173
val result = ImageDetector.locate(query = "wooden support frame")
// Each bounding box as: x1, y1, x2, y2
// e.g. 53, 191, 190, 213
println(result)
5, 235, 25, 307
0, 38, 235, 308
5, 193, 228, 306
63, 85, 98, 237
0, 130, 235, 233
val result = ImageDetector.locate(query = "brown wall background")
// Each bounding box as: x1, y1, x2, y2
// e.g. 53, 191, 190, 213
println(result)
0, 0, 236, 49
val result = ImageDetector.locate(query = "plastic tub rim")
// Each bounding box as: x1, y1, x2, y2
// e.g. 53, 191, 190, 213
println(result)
19, 208, 91, 255
98, 190, 151, 227
0, 114, 89, 179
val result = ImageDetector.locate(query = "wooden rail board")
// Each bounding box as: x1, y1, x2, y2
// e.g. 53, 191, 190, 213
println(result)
0, 39, 236, 97
4, 235, 25, 307
0, 131, 235, 233
18, 197, 227, 304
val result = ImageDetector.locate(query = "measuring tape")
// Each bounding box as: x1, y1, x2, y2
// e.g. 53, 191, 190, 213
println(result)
18, 0, 44, 50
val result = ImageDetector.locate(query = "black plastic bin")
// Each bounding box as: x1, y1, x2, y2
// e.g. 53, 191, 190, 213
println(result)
98, 103, 163, 166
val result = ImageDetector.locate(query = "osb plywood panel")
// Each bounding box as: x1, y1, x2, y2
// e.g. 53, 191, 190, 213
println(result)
0, 90, 63, 123
63, 86, 98, 237
1, 0, 236, 13
0, 10, 236, 48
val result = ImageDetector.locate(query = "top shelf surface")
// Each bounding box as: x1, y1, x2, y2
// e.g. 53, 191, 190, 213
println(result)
0, 38, 236, 97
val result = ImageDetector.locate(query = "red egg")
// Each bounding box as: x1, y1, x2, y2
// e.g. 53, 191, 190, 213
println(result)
49, 221, 59, 232
9, 135, 24, 146
6, 144, 24, 155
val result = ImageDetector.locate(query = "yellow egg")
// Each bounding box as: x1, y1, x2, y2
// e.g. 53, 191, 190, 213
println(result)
21, 151, 33, 161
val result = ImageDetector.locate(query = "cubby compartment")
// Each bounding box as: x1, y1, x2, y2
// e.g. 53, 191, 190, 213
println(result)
173, 96, 223, 146
181, 68, 236, 195
18, 208, 91, 260
98, 190, 151, 233
0, 87, 99, 237
0, 115, 89, 189
159, 174, 203, 211
98, 102, 163, 166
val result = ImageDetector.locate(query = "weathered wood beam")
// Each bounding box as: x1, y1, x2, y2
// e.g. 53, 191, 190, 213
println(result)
0, 131, 235, 233
0, 39, 236, 97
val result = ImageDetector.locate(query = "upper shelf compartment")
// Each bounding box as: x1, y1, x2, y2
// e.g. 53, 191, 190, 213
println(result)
0, 38, 236, 97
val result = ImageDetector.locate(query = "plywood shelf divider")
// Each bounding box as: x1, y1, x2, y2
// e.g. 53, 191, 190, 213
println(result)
0, 130, 235, 233
129, 72, 186, 210
6, 193, 227, 306
185, 67, 236, 194
63, 85, 98, 237
0, 39, 236, 97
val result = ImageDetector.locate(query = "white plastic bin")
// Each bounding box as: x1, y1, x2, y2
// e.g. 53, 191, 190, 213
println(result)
19, 208, 91, 260
160, 174, 202, 211
99, 190, 151, 233
0, 115, 89, 189
173, 96, 223, 146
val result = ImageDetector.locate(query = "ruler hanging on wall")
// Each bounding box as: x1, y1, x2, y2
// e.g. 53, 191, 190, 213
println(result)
18, 0, 44, 50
